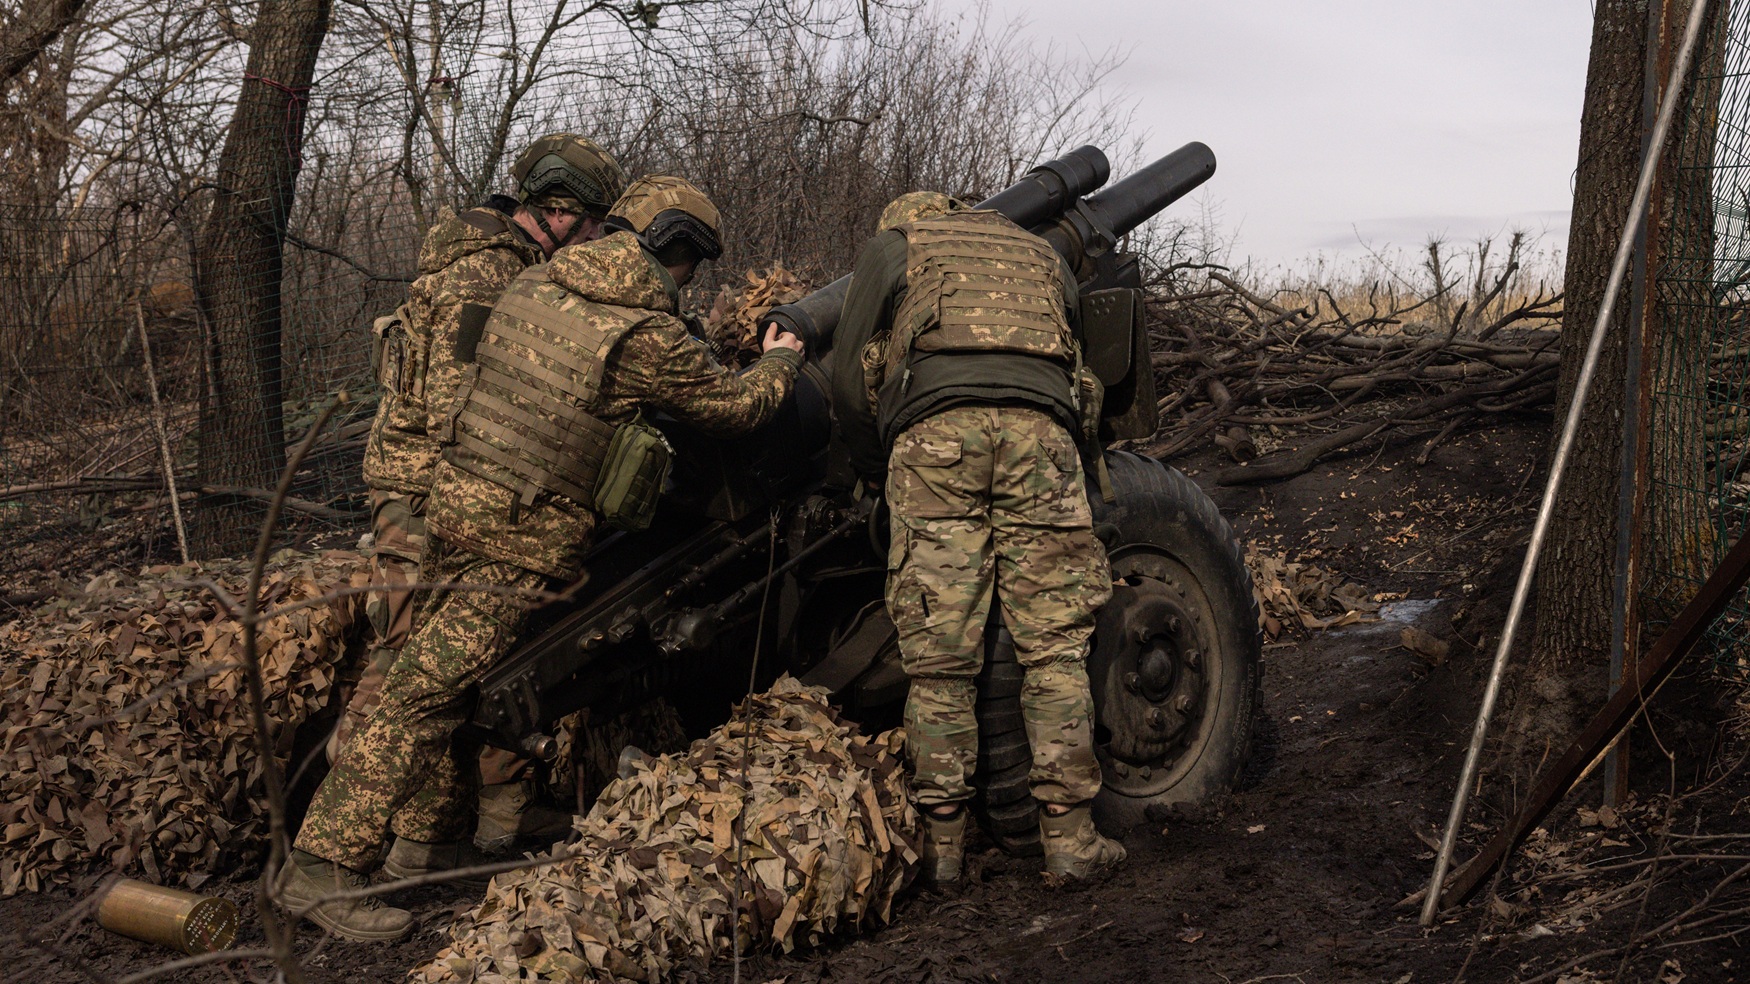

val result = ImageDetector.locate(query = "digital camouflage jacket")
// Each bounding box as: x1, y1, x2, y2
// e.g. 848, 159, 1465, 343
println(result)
427, 231, 802, 581
361, 206, 544, 496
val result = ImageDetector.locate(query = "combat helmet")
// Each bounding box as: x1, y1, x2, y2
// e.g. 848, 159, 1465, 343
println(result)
878, 191, 963, 232
512, 133, 627, 218
604, 175, 724, 266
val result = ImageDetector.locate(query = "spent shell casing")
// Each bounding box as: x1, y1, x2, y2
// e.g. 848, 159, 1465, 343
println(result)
96, 878, 239, 954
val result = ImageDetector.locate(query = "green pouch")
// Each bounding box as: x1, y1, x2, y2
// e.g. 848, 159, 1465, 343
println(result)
1074, 363, 1104, 447
1072, 360, 1115, 504
594, 414, 673, 532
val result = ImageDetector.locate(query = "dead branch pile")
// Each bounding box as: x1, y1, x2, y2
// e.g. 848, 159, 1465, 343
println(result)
1143, 271, 1562, 481
0, 549, 368, 895
1474, 793, 1750, 983
416, 677, 917, 984
1245, 544, 1384, 640
702, 265, 812, 368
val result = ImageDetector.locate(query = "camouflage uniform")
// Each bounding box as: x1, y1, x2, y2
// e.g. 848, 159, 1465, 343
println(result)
886, 406, 1110, 805
833, 206, 1109, 810
296, 230, 800, 871
339, 204, 544, 758
300, 539, 548, 860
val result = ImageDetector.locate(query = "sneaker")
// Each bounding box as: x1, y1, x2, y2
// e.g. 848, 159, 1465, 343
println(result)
475, 781, 576, 852
1040, 804, 1126, 882
383, 836, 495, 890
277, 850, 413, 942
919, 807, 968, 888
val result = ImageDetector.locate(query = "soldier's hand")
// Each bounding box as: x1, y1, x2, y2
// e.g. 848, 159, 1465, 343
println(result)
762, 324, 805, 355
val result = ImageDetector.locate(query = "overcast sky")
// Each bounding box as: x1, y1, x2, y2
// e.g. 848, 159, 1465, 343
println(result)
940, 1, 1595, 271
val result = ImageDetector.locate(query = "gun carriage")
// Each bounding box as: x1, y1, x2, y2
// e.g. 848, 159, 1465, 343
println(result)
464, 142, 1260, 847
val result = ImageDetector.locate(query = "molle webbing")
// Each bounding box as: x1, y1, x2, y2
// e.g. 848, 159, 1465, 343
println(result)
449, 270, 640, 508
889, 210, 1072, 373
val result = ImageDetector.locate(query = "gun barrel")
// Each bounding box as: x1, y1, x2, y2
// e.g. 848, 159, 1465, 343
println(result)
1081, 141, 1216, 241
976, 144, 1111, 230
764, 144, 1112, 353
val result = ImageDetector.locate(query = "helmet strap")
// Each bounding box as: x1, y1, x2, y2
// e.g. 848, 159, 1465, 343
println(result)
530, 207, 583, 255
531, 207, 558, 245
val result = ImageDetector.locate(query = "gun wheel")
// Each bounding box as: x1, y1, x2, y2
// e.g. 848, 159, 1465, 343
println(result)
973, 452, 1261, 852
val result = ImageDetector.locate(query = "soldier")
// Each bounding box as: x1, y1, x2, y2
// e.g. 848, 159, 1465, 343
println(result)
831, 191, 1125, 887
282, 176, 805, 941
341, 133, 627, 853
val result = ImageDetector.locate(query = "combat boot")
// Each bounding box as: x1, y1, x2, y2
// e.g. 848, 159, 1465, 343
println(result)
277, 849, 413, 942
1040, 804, 1126, 882
475, 781, 576, 852
383, 836, 495, 890
919, 806, 968, 888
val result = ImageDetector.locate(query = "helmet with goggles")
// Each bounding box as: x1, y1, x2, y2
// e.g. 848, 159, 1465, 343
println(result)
511, 133, 627, 218
604, 175, 724, 266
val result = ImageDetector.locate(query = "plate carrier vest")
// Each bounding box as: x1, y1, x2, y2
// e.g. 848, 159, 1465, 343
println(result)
885, 209, 1074, 378
445, 265, 648, 511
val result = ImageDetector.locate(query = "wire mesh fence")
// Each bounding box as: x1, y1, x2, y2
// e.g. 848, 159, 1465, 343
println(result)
1643, 1, 1750, 665
0, 0, 1139, 577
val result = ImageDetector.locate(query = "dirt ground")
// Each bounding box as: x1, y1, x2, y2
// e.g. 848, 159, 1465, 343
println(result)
7, 410, 1750, 983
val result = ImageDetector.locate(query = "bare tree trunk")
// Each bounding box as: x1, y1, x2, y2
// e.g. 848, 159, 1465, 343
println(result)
1646, 1, 1730, 615
1533, 0, 1651, 678
191, 0, 330, 554
1525, 0, 1725, 762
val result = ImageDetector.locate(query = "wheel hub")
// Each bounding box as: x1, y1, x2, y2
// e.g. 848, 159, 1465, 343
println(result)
1134, 633, 1178, 703
1089, 563, 1212, 797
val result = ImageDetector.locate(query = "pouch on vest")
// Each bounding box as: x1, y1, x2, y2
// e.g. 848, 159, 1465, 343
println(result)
1074, 363, 1105, 449
860, 330, 889, 413
1072, 358, 1115, 504
371, 303, 411, 394
593, 414, 673, 532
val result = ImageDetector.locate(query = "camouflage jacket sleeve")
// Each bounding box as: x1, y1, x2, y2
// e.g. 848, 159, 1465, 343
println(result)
830, 231, 907, 482
419, 244, 535, 439
605, 316, 801, 437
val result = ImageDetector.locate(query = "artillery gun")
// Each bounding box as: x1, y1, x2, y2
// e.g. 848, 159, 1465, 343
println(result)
465, 143, 1260, 847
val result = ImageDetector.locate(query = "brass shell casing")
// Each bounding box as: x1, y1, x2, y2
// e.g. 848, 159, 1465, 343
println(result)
96, 879, 239, 954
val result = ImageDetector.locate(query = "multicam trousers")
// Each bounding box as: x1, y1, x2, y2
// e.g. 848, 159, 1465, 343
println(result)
336, 490, 526, 785
295, 538, 550, 870
885, 405, 1112, 808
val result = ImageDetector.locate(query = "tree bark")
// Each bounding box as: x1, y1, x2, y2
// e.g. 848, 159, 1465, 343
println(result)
1645, 1, 1730, 615
191, 0, 331, 554
1526, 0, 1725, 762
1534, 0, 1652, 674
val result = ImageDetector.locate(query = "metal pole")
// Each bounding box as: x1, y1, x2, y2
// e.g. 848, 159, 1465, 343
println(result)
1420, 0, 1713, 928
135, 300, 190, 564
1605, 0, 1675, 808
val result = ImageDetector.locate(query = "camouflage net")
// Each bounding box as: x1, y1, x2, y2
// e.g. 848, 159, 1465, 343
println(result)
0, 549, 368, 895
1245, 544, 1384, 639
415, 677, 918, 983
545, 699, 692, 814
702, 265, 812, 368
